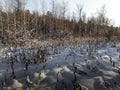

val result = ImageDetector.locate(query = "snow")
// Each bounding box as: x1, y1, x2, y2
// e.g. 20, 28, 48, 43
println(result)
4, 79, 23, 90
1, 42, 120, 90
33, 72, 40, 84
40, 70, 46, 79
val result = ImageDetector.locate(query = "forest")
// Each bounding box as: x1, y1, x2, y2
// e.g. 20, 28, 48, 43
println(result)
0, 0, 119, 46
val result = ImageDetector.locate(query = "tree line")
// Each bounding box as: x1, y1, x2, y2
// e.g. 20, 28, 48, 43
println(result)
0, 0, 119, 46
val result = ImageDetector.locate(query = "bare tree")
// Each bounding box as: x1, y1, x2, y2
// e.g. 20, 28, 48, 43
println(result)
77, 5, 83, 23
0, 3, 3, 43
58, 1, 67, 19
96, 5, 108, 25
77, 4, 84, 36
51, 0, 57, 36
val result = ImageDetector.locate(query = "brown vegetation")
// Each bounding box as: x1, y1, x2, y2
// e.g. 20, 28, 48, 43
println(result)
0, 0, 120, 46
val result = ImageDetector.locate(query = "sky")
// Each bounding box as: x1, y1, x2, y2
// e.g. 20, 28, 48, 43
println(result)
1, 0, 120, 26
105, 0, 120, 26
25, 0, 120, 26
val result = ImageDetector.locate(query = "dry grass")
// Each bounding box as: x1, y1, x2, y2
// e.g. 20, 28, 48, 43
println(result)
24, 36, 107, 48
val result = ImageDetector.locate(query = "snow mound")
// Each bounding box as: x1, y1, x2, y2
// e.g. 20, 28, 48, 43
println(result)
33, 72, 40, 84
63, 66, 70, 72
102, 55, 110, 61
40, 71, 46, 79
4, 79, 23, 90
34, 72, 39, 78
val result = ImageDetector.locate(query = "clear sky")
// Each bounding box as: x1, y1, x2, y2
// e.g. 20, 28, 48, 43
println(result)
1, 0, 120, 26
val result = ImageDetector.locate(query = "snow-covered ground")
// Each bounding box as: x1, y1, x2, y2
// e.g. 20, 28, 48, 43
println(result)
0, 42, 120, 90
